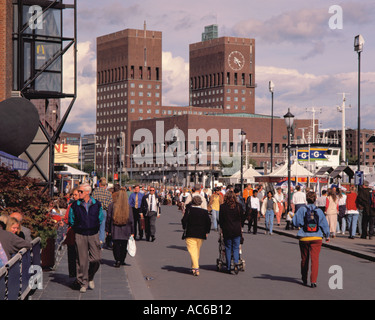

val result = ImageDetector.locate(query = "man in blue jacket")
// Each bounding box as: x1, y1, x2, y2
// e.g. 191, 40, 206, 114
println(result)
292, 191, 330, 288
69, 183, 104, 293
128, 185, 144, 240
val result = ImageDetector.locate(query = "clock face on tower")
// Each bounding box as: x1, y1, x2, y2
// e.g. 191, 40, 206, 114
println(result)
228, 51, 245, 71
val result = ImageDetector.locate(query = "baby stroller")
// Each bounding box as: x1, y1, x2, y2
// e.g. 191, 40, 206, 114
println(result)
216, 229, 245, 273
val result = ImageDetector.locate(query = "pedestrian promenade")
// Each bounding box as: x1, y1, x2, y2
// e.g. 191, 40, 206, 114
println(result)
263, 219, 375, 262
31, 244, 152, 300
31, 208, 375, 300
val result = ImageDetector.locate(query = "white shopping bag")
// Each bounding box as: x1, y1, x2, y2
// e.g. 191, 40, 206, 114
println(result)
127, 235, 136, 257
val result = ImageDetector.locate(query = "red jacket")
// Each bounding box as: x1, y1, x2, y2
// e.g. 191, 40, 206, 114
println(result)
346, 192, 357, 211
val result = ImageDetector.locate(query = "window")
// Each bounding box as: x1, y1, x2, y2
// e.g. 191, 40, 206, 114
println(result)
260, 143, 265, 153
275, 144, 280, 153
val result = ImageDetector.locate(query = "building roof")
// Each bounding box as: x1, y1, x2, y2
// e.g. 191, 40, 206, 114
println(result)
210, 113, 280, 119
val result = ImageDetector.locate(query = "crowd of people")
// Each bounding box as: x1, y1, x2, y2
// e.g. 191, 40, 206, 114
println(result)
2, 177, 374, 292
63, 178, 163, 293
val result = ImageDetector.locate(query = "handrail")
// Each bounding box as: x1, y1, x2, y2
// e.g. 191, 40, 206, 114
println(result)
0, 237, 41, 300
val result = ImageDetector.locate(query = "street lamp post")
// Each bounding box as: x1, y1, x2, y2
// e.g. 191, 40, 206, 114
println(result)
269, 81, 275, 172
211, 144, 217, 189
240, 130, 246, 192
195, 148, 200, 185
354, 34, 364, 172
284, 108, 295, 215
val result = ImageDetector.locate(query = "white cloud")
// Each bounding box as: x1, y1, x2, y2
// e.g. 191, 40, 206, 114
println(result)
255, 65, 375, 130
62, 41, 97, 134
62, 47, 190, 134
162, 51, 189, 106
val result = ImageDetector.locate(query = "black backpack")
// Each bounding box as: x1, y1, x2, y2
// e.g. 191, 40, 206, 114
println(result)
303, 207, 319, 233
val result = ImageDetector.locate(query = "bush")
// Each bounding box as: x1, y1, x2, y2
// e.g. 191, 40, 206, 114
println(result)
0, 166, 57, 247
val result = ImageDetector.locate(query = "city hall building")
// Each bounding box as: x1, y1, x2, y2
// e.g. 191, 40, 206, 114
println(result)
95, 24, 314, 185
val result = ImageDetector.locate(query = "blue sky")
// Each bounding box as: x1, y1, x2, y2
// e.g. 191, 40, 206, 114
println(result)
61, 0, 375, 135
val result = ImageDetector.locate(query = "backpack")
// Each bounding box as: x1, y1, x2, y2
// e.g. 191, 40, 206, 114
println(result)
303, 207, 319, 233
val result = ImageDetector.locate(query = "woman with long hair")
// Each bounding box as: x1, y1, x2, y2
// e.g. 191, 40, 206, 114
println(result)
6, 217, 22, 237
261, 190, 279, 235
219, 190, 244, 274
106, 189, 134, 267
325, 188, 339, 238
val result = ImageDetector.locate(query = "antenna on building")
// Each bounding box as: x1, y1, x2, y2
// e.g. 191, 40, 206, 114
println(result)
305, 107, 322, 144
144, 20, 147, 67
337, 92, 351, 163
299, 127, 308, 144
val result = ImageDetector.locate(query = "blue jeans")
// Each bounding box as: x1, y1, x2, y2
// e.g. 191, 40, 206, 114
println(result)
265, 209, 274, 234
211, 210, 219, 230
337, 215, 347, 234
99, 210, 107, 244
347, 214, 359, 237
224, 236, 241, 270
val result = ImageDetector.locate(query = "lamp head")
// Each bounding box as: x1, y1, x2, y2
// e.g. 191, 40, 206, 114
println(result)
283, 108, 295, 129
354, 34, 365, 53
240, 129, 246, 142
269, 80, 275, 93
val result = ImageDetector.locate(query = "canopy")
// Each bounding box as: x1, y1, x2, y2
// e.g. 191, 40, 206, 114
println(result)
229, 166, 261, 183
56, 164, 89, 177
268, 161, 313, 177
0, 150, 28, 170
314, 166, 334, 176
329, 166, 354, 180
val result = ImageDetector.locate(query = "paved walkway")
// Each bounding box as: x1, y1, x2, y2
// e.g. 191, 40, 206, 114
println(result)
30, 209, 375, 300
31, 243, 152, 300
261, 219, 375, 262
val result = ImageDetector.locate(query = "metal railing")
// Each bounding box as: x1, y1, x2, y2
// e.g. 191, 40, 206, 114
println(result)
0, 237, 41, 300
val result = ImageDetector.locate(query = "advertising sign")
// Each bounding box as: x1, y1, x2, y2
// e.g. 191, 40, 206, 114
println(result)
54, 144, 79, 164
297, 148, 328, 161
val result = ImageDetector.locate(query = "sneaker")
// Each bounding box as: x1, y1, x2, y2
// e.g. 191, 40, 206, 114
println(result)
80, 286, 87, 293
88, 280, 95, 290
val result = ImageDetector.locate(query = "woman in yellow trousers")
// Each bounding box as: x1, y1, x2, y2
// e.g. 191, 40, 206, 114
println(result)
181, 196, 211, 276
